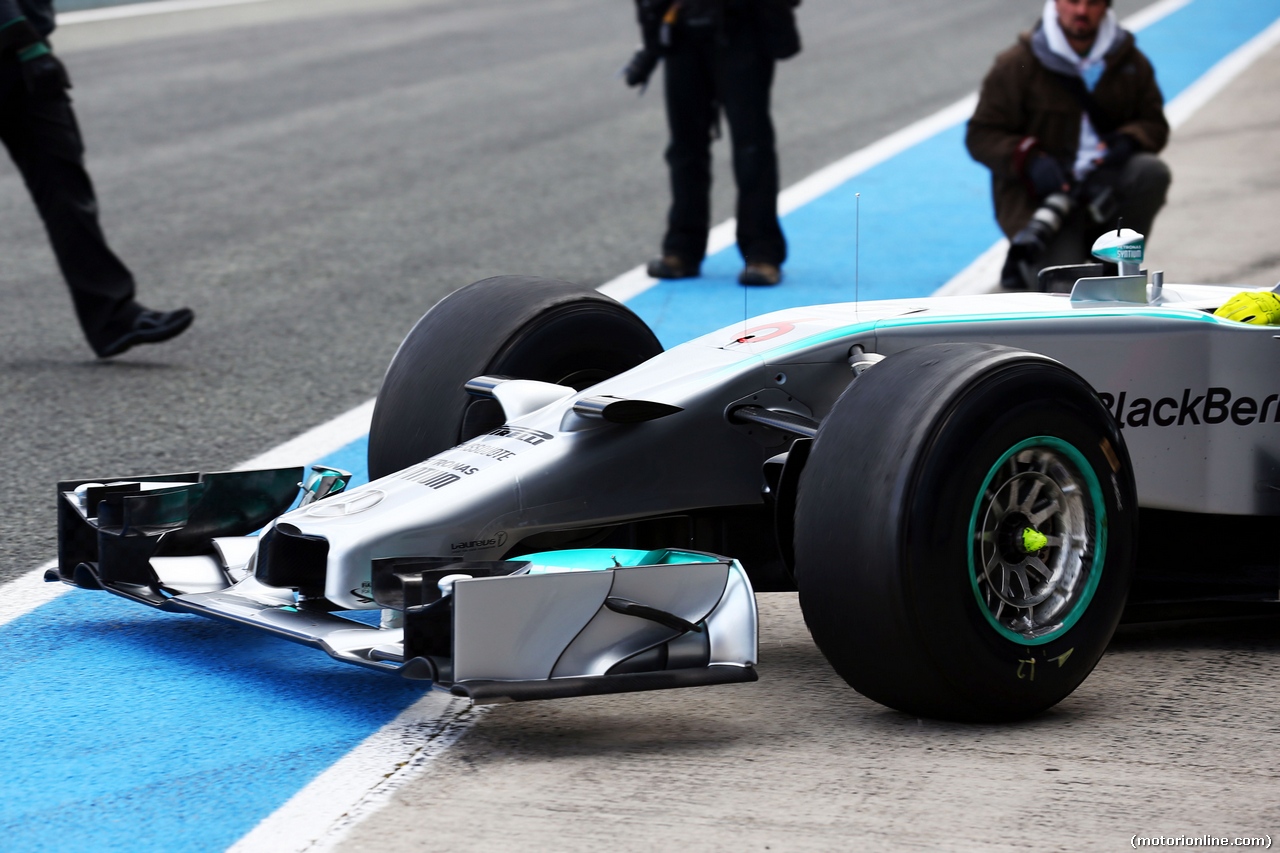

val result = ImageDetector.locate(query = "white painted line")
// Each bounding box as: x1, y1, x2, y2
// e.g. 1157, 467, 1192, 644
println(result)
229, 692, 486, 853
236, 398, 375, 471
1164, 15, 1280, 128
945, 11, 1280, 297
57, 0, 275, 26
0, 562, 65, 628
597, 220, 739, 301
597, 264, 664, 303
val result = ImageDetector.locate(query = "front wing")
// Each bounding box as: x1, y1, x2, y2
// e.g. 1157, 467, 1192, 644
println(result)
47, 470, 758, 704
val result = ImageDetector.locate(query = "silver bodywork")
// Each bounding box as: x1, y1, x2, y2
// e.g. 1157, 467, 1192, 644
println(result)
278, 278, 1280, 611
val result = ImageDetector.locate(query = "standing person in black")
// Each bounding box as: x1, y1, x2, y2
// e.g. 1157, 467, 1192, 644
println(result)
624, 0, 800, 286
1, 0, 193, 358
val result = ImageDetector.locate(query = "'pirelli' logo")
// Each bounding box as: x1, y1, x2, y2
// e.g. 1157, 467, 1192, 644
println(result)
488, 426, 554, 445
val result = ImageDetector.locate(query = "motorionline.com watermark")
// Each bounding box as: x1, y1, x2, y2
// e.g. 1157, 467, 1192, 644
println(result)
1132, 836, 1272, 849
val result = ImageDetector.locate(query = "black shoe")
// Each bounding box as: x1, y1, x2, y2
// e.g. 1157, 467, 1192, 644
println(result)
738, 262, 782, 286
96, 307, 195, 358
646, 254, 700, 279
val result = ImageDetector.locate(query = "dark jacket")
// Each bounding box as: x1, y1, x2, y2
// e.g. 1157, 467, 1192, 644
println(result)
965, 23, 1169, 237
638, 0, 800, 60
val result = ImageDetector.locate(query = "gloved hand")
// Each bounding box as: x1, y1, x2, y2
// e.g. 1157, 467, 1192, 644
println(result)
1096, 133, 1137, 170
1025, 153, 1070, 199
19, 49, 70, 98
622, 47, 660, 90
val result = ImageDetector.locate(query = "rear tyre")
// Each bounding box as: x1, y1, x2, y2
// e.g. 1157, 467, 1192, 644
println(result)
794, 343, 1136, 722
368, 275, 663, 480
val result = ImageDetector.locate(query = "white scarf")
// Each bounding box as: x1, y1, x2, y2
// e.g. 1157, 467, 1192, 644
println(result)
1041, 0, 1119, 178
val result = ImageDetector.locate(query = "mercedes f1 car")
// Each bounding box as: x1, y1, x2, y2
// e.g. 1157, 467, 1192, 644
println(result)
48, 230, 1280, 721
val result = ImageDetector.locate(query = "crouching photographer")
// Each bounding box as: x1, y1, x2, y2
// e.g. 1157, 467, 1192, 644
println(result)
966, 0, 1172, 290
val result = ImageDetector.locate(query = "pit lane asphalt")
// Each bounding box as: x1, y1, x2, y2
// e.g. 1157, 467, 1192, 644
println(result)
1, 0, 1061, 588
5, 1, 1279, 850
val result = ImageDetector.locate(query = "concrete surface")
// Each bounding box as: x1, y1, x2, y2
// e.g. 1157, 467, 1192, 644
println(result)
337, 594, 1280, 852
1156, 40, 1280, 287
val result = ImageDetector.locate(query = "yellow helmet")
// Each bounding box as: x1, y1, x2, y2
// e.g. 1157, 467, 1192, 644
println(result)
1214, 291, 1280, 325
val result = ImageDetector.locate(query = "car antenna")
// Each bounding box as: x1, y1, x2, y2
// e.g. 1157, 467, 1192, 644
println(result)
855, 192, 862, 308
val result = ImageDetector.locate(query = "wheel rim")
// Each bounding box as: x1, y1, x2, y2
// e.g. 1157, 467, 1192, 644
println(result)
967, 436, 1106, 645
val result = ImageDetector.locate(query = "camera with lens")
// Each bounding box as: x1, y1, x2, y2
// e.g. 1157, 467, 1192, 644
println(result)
1000, 176, 1121, 290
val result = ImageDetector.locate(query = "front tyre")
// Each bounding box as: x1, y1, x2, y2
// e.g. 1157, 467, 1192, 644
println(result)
794, 343, 1136, 722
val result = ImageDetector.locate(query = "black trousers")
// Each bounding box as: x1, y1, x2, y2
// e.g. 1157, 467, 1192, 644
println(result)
661, 23, 786, 267
0, 63, 139, 352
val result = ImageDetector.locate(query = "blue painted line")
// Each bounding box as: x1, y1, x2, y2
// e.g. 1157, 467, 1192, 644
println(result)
4, 2, 1278, 849
628, 0, 1280, 350
0, 594, 424, 852
629, 123, 1000, 348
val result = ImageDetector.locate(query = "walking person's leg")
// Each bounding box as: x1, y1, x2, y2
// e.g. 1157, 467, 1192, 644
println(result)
0, 67, 192, 357
717, 25, 785, 285
652, 31, 717, 278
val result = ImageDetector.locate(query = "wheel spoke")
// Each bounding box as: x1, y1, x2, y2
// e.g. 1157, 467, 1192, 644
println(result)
1018, 478, 1045, 513
1025, 556, 1053, 580
1028, 500, 1061, 526
1011, 565, 1032, 598
984, 553, 1002, 582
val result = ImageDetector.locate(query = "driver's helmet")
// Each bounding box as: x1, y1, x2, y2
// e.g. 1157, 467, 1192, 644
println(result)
1214, 291, 1280, 325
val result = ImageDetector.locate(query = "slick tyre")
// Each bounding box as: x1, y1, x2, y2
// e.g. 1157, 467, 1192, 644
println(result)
793, 343, 1136, 722
368, 275, 662, 479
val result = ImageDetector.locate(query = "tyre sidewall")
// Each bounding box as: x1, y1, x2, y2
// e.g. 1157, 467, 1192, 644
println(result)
902, 363, 1135, 720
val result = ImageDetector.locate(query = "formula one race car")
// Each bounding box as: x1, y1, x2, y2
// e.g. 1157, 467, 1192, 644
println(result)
48, 230, 1280, 721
